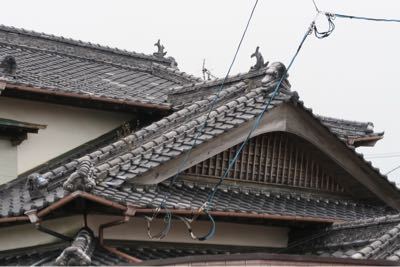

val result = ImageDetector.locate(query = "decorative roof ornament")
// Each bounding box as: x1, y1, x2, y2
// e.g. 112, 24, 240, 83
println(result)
250, 46, 269, 71
0, 55, 17, 76
55, 228, 95, 266
63, 159, 96, 192
153, 39, 167, 58
27, 173, 48, 200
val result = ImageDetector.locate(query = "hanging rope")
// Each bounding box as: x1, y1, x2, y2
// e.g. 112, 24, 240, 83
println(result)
145, 0, 260, 239
179, 14, 323, 241
147, 7, 400, 242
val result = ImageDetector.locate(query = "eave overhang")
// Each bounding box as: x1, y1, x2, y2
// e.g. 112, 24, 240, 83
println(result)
0, 80, 172, 114
0, 117, 46, 145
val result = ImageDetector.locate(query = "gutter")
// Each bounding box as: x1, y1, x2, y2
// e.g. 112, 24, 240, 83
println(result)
98, 204, 142, 264
0, 191, 341, 225
2, 81, 172, 111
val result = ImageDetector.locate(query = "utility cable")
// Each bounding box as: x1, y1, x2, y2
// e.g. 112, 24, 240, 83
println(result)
311, 0, 320, 12
386, 164, 400, 176
182, 12, 330, 241
334, 13, 400, 23
145, 0, 259, 240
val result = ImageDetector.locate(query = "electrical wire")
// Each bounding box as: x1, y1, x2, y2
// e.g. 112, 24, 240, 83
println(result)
206, 17, 317, 208
365, 155, 400, 159
311, 0, 320, 12
334, 13, 400, 23
145, 0, 260, 240
386, 164, 400, 175
179, 13, 325, 241
148, 6, 400, 242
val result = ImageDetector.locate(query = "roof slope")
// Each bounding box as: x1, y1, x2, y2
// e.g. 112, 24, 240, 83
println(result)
0, 25, 201, 107
290, 214, 400, 261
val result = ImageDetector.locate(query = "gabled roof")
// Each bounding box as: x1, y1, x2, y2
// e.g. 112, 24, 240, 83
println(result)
290, 214, 400, 261
0, 25, 201, 109
0, 62, 398, 223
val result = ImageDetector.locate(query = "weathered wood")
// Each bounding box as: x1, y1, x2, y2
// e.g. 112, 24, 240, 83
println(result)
185, 131, 345, 194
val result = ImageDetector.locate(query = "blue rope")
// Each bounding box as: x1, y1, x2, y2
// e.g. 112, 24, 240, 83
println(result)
334, 13, 400, 23
185, 20, 315, 242
146, 0, 259, 238
180, 21, 315, 242
206, 20, 315, 209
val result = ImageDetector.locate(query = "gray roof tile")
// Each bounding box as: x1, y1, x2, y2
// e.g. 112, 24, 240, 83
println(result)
0, 26, 202, 106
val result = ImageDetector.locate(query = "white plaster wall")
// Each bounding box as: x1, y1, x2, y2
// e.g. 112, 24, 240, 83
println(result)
0, 138, 17, 184
0, 216, 84, 251
0, 97, 133, 177
87, 215, 289, 248
0, 215, 289, 251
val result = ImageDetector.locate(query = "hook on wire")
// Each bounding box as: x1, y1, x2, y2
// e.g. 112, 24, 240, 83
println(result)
145, 206, 172, 240
177, 203, 216, 241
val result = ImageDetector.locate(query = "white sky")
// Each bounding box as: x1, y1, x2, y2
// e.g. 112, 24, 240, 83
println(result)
2, 0, 400, 182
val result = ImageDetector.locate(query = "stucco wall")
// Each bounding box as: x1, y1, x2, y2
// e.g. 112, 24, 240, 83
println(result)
0, 138, 17, 184
88, 215, 289, 248
0, 215, 289, 251
0, 97, 133, 178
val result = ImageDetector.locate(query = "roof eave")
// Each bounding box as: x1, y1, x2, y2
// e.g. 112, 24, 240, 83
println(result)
0, 80, 172, 112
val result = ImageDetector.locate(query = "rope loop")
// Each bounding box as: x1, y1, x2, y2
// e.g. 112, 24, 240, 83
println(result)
177, 208, 216, 241
313, 12, 336, 39
145, 206, 172, 240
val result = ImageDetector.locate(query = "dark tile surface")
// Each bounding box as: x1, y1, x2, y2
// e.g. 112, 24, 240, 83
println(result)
289, 214, 400, 261
0, 25, 201, 106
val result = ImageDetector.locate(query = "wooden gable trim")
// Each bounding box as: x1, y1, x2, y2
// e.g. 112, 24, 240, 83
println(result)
133, 103, 400, 210
133, 104, 288, 185
284, 104, 400, 210
184, 132, 348, 195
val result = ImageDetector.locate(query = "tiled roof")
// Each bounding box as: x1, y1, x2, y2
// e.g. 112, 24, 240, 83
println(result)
0, 25, 201, 106
0, 62, 397, 222
317, 115, 384, 146
290, 214, 400, 261
0, 177, 394, 220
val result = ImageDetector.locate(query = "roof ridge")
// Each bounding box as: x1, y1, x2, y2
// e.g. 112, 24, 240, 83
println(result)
0, 24, 173, 65
152, 63, 203, 83
169, 67, 267, 94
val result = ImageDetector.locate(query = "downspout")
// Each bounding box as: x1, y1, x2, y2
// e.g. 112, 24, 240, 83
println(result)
98, 204, 142, 263
24, 209, 73, 242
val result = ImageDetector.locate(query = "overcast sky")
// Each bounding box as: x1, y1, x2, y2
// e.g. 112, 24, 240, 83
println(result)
2, 0, 400, 182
